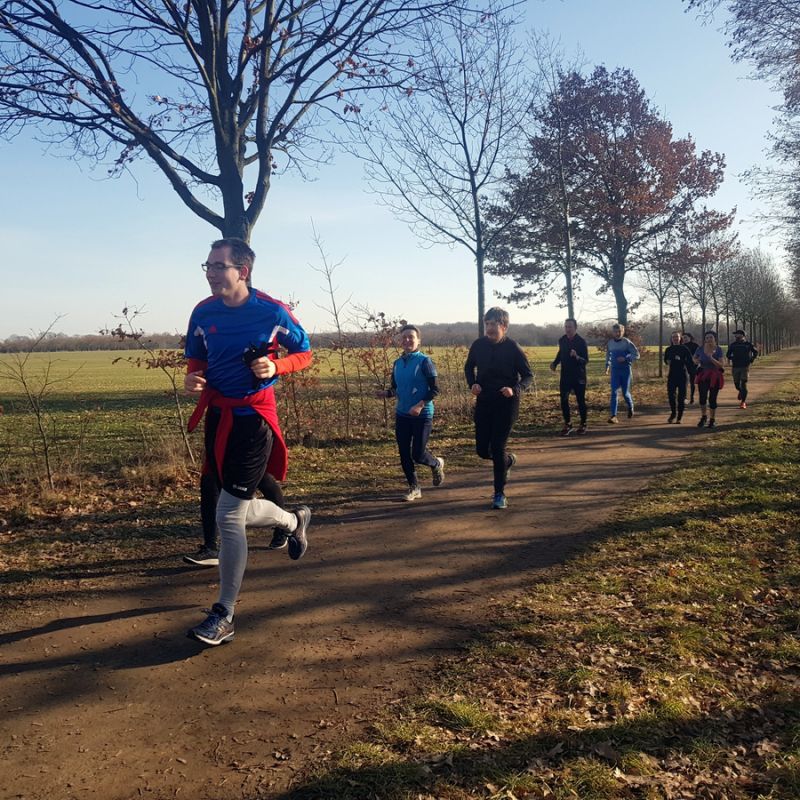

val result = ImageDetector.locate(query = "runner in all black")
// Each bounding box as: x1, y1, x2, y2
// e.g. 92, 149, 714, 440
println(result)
550, 318, 589, 436
183, 238, 313, 646
726, 329, 758, 409
682, 332, 699, 404
663, 331, 694, 423
464, 307, 533, 510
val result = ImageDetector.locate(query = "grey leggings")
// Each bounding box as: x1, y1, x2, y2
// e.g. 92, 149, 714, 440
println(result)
216, 490, 297, 615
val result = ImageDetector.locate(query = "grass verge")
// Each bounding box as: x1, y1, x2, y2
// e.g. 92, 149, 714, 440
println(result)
284, 378, 800, 800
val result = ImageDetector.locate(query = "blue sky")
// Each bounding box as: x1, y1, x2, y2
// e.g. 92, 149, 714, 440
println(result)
1, 1, 782, 339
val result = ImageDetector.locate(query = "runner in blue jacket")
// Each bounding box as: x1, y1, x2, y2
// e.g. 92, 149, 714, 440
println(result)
604, 323, 639, 423
376, 325, 444, 501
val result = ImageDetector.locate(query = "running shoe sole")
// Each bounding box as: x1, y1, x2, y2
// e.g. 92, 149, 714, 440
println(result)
182, 551, 219, 567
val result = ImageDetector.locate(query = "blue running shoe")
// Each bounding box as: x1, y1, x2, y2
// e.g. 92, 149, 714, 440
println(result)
188, 603, 234, 646
492, 493, 507, 510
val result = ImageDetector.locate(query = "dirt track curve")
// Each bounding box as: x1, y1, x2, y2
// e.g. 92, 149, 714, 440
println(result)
2, 354, 797, 800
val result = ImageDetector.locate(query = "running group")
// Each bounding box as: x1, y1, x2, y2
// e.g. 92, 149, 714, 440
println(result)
181, 237, 758, 645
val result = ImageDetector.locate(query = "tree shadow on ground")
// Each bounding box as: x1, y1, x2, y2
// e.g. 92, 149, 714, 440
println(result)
276, 693, 800, 800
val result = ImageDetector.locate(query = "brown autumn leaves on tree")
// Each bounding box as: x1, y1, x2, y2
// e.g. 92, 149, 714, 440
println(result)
486, 66, 727, 325
684, 0, 800, 302
0, 0, 465, 242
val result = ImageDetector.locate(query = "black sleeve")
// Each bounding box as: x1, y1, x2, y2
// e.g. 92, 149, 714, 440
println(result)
464, 342, 477, 387
423, 374, 439, 402
514, 344, 534, 394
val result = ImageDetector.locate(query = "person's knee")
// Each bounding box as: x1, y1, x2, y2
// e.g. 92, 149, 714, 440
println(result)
476, 443, 491, 459
216, 489, 248, 529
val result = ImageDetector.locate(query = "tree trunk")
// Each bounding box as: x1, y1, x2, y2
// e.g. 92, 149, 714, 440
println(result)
611, 276, 628, 325
610, 244, 628, 324
564, 262, 575, 320
476, 249, 486, 338
657, 296, 664, 378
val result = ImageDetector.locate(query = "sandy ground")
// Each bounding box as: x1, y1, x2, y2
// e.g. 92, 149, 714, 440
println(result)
1, 355, 795, 800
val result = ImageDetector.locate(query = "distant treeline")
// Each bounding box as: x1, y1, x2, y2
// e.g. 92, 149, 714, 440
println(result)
0, 317, 709, 353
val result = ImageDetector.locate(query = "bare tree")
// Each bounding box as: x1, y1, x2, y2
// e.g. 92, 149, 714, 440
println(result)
101, 307, 195, 464
685, 1, 800, 301
0, 0, 462, 240
634, 233, 682, 377
0, 316, 81, 491
679, 209, 739, 334
309, 223, 354, 438
354, 2, 531, 336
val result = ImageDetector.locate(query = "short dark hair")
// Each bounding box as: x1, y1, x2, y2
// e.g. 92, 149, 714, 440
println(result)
704, 330, 718, 341
565, 317, 578, 327
683, 332, 694, 341
400, 324, 421, 336
211, 238, 256, 272
484, 307, 509, 327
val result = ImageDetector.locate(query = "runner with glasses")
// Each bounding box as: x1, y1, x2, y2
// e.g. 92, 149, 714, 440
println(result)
183, 238, 313, 646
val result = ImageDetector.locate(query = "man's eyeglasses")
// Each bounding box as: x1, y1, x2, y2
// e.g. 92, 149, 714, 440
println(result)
201, 261, 242, 274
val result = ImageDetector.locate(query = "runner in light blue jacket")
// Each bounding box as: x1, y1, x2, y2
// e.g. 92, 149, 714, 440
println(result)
604, 322, 639, 423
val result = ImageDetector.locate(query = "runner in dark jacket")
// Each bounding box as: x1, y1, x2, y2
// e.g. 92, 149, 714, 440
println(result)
464, 307, 533, 510
682, 332, 700, 404
726, 329, 758, 408
663, 331, 694, 423
550, 318, 589, 436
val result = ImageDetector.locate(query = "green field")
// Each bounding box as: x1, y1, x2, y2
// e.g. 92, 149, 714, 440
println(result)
0, 344, 674, 513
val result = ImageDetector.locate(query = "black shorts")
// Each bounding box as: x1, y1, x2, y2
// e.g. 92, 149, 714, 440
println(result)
205, 410, 273, 499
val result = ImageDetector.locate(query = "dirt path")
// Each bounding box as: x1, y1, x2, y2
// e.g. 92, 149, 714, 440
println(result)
2, 355, 796, 800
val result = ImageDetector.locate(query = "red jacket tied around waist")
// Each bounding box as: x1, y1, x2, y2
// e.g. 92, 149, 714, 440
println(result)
694, 367, 725, 390
187, 386, 288, 482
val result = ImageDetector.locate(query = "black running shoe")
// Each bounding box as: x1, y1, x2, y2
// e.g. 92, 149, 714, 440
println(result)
182, 546, 219, 567
707, 419, 716, 429
188, 603, 234, 646
268, 530, 288, 549
697, 416, 707, 428
288, 506, 311, 560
